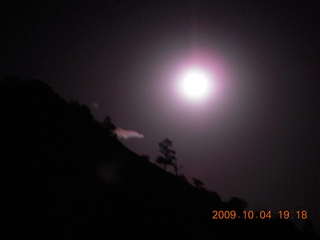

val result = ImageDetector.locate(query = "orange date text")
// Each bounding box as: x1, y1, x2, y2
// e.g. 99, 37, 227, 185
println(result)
212, 210, 308, 220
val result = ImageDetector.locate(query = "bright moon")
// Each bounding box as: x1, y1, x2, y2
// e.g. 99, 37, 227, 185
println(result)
179, 68, 212, 101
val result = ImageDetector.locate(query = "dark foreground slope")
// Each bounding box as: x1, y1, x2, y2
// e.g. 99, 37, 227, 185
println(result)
1, 79, 318, 240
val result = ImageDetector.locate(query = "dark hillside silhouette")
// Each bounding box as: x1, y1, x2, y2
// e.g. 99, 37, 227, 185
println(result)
1, 79, 319, 240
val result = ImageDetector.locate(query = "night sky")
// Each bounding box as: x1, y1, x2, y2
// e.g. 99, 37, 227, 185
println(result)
2, 0, 320, 231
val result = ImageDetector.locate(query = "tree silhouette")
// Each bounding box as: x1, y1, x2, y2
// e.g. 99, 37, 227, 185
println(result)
157, 138, 178, 175
102, 115, 116, 137
228, 197, 248, 212
192, 178, 204, 188
156, 156, 171, 170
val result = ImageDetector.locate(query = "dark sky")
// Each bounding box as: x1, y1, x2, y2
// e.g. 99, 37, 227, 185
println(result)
2, 0, 320, 231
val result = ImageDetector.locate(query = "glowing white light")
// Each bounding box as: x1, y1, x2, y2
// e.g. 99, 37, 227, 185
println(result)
179, 68, 212, 101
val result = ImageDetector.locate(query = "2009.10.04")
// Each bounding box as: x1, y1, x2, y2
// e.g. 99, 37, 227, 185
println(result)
212, 210, 272, 220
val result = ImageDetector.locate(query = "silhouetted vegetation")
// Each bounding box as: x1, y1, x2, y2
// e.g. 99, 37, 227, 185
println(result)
192, 178, 204, 189
1, 79, 319, 240
156, 138, 179, 175
102, 115, 116, 137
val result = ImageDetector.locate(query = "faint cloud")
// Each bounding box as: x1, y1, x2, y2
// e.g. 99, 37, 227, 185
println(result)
91, 103, 99, 109
115, 127, 144, 140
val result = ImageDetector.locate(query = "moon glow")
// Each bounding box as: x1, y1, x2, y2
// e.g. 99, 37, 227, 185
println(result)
179, 67, 213, 101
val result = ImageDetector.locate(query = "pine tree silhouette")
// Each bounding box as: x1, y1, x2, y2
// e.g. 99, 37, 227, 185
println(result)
157, 138, 178, 175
